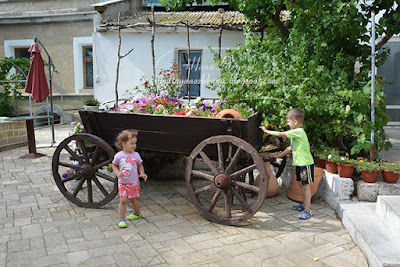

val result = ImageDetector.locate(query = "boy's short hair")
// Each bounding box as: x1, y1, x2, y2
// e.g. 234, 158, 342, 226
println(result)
286, 108, 305, 123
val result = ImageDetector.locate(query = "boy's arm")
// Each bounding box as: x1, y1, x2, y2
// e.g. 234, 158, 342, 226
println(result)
267, 146, 292, 158
259, 126, 287, 138
137, 162, 148, 181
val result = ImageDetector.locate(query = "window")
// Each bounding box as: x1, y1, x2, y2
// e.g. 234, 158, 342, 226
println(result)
73, 36, 92, 93
14, 47, 30, 60
14, 47, 30, 77
378, 41, 400, 125
83, 46, 93, 88
179, 51, 201, 97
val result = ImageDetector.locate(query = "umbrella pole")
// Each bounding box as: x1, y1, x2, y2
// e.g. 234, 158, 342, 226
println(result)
34, 36, 55, 145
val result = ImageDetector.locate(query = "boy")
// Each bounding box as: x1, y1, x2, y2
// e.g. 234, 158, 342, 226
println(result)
260, 108, 314, 219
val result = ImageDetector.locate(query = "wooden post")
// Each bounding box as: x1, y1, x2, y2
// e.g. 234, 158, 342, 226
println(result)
151, 6, 156, 85
218, 8, 224, 58
114, 13, 133, 109
186, 21, 191, 104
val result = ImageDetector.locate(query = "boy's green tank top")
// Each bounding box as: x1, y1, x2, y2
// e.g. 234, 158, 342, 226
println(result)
285, 127, 314, 166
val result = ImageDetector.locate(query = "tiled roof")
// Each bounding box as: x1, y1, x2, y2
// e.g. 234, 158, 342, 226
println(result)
100, 11, 249, 30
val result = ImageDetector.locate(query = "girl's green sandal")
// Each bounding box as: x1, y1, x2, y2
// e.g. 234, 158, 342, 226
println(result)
127, 212, 142, 220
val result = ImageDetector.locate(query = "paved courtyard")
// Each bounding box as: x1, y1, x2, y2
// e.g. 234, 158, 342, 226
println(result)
0, 129, 369, 266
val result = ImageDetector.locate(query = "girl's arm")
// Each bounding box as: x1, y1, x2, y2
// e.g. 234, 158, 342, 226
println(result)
112, 164, 123, 179
137, 163, 148, 181
259, 126, 287, 138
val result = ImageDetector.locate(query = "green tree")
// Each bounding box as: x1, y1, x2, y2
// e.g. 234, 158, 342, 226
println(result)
0, 57, 30, 117
162, 0, 398, 156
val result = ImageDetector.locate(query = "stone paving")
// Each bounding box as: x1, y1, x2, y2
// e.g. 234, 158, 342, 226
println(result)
0, 124, 370, 266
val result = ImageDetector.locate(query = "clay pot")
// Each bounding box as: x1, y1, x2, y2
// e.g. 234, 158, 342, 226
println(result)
255, 162, 279, 198
337, 163, 355, 178
316, 159, 326, 169
325, 161, 338, 174
215, 109, 243, 119
382, 170, 399, 183
360, 170, 380, 183
287, 167, 324, 202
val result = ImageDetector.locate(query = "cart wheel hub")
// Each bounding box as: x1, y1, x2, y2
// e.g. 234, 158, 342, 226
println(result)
214, 173, 231, 189
80, 164, 94, 179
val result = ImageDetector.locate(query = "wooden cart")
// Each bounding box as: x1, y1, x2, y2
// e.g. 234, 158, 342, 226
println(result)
52, 110, 286, 225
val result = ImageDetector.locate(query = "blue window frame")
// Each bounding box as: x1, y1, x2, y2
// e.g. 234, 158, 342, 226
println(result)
180, 51, 201, 97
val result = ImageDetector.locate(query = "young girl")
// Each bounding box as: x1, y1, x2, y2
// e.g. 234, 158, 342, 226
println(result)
112, 130, 148, 228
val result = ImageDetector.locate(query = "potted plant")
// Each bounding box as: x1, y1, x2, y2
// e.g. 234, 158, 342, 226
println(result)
356, 158, 381, 183
325, 148, 340, 174
336, 154, 356, 178
83, 98, 101, 110
313, 146, 330, 169
62, 163, 81, 190
380, 161, 400, 183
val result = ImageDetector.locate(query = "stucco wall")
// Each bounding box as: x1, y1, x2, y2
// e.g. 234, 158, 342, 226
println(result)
93, 29, 245, 102
0, 20, 93, 95
0, 0, 99, 12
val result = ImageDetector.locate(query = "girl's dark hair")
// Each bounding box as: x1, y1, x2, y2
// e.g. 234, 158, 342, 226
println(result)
115, 129, 138, 150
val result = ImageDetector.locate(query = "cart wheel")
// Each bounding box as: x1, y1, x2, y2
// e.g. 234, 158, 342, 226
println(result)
52, 133, 117, 208
186, 135, 268, 225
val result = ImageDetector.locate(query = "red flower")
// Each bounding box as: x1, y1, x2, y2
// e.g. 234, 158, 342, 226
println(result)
144, 81, 148, 85
173, 110, 186, 116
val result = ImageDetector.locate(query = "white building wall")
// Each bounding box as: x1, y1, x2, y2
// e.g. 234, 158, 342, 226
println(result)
93, 29, 244, 102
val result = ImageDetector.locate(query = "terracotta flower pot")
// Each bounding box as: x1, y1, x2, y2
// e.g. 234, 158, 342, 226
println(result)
255, 162, 279, 198
382, 170, 399, 183
215, 109, 243, 119
360, 170, 380, 183
337, 163, 355, 178
287, 167, 324, 202
316, 159, 326, 169
325, 161, 338, 174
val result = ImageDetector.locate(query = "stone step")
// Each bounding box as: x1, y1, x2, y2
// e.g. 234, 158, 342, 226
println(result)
375, 196, 400, 240
340, 201, 400, 267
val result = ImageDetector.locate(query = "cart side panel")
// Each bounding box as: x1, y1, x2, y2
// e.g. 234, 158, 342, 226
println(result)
79, 110, 263, 155
80, 110, 227, 155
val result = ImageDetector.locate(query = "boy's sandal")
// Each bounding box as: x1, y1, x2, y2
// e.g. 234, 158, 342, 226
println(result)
127, 212, 142, 221
118, 219, 127, 228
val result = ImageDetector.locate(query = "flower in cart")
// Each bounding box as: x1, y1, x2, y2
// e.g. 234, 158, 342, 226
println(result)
173, 110, 187, 116
71, 119, 85, 134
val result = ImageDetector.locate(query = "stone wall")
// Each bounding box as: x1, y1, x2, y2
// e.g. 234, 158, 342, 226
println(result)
0, 120, 27, 151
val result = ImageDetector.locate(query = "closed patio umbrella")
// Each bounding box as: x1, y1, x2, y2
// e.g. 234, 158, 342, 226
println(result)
24, 42, 50, 103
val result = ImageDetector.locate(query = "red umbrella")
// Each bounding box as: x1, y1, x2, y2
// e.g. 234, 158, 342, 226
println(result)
24, 43, 50, 103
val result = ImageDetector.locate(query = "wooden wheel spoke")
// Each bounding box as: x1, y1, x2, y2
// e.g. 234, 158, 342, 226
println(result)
223, 190, 231, 218
64, 146, 83, 165
62, 173, 81, 183
87, 178, 93, 203
92, 176, 109, 197
208, 189, 222, 212
230, 164, 257, 179
94, 171, 116, 182
217, 143, 224, 172
231, 187, 251, 211
78, 140, 90, 163
225, 148, 242, 174
194, 184, 214, 195
90, 145, 101, 166
191, 170, 214, 181
199, 151, 218, 174
72, 178, 86, 197
93, 159, 113, 171
232, 180, 260, 193
59, 161, 81, 170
